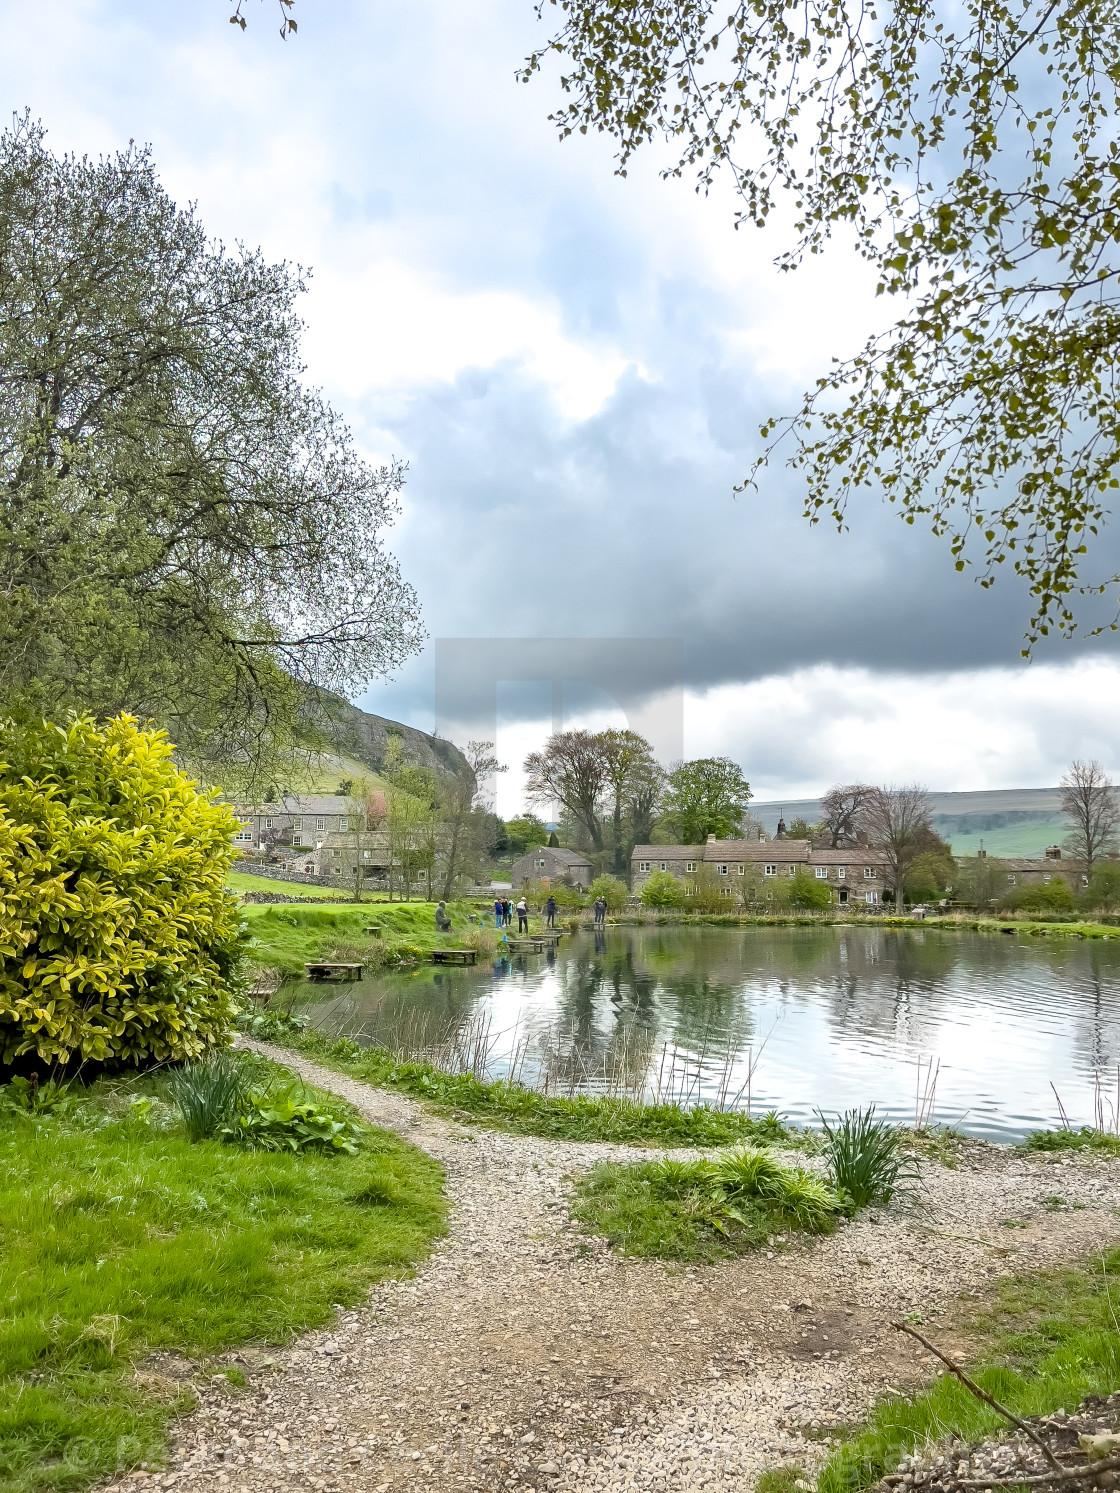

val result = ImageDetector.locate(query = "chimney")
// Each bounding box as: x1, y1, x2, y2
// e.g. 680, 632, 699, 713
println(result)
1045, 845, 1062, 860
706, 834, 717, 844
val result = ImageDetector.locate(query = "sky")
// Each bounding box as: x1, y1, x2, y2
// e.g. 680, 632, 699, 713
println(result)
6, 0, 1120, 814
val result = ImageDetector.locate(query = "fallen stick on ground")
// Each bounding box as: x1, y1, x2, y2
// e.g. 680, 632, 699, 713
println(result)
955, 1453, 1120, 1487
890, 1320, 1063, 1473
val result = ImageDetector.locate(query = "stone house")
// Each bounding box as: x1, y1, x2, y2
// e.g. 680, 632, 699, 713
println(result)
998, 846, 1087, 893
228, 792, 387, 855
631, 835, 890, 906
511, 846, 594, 891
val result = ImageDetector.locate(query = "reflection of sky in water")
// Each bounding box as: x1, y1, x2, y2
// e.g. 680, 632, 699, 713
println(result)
305, 927, 1120, 1140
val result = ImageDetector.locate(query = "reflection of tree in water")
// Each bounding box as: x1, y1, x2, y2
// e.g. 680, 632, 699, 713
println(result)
301, 966, 482, 1052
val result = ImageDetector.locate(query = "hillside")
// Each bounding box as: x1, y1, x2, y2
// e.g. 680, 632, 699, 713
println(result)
314, 690, 470, 786
752, 787, 1069, 857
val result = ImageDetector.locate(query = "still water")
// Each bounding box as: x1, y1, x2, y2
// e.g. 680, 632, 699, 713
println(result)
298, 924, 1120, 1140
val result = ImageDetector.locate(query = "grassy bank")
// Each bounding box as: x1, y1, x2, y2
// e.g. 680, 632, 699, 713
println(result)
240, 1014, 789, 1147
227, 870, 346, 899
817, 1247, 1120, 1493
241, 899, 497, 974
0, 1064, 445, 1493
612, 911, 1120, 937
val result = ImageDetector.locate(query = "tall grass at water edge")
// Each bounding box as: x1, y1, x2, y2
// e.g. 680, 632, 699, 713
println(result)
817, 1105, 923, 1208
240, 1005, 790, 1148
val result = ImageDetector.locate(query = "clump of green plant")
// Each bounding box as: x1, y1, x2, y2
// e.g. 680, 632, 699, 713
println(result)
757, 1466, 808, 1493
164, 1052, 248, 1141
220, 1089, 361, 1153
164, 1053, 359, 1154
0, 713, 243, 1067
0, 1074, 75, 1116
571, 1145, 844, 1260
1023, 1127, 1120, 1155
818, 1105, 921, 1208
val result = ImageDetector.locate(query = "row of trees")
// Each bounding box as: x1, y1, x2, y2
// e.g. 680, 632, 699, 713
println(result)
522, 730, 754, 875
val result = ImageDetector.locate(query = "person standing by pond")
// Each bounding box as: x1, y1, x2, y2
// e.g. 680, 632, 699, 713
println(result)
494, 897, 503, 929
544, 893, 557, 928
515, 895, 529, 932
502, 897, 512, 927
593, 895, 607, 927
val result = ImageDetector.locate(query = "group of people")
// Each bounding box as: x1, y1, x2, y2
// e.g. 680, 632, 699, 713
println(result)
492, 894, 559, 930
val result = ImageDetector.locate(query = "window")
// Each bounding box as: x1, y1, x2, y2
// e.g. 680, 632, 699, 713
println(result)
333, 849, 341, 858
235, 830, 253, 843
639, 861, 650, 873
339, 817, 348, 833
721, 886, 733, 897
315, 818, 326, 831
717, 864, 728, 876
864, 867, 876, 880
738, 864, 745, 875
264, 818, 274, 829
659, 861, 667, 872
685, 861, 696, 873
1082, 874, 1090, 886
815, 866, 828, 879
363, 849, 373, 859
788, 865, 797, 877
1043, 874, 1052, 883
1007, 874, 1017, 885
764, 864, 776, 877
837, 867, 846, 880
292, 818, 303, 830
293, 833, 303, 846
865, 891, 878, 905
539, 859, 546, 868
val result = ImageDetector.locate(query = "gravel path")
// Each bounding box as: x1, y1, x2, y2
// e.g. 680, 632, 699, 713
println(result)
109, 1041, 1120, 1493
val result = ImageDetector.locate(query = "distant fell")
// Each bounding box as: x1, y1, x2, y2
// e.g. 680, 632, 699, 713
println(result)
316, 690, 470, 785
752, 787, 1068, 857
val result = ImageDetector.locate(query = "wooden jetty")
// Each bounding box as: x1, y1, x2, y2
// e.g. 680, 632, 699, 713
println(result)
431, 948, 478, 965
304, 961, 364, 982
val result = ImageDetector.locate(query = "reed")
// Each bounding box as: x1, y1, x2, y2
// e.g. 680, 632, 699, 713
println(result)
817, 1104, 921, 1208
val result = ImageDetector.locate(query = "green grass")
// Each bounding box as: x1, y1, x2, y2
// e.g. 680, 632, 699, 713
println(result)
757, 1467, 808, 1493
818, 1247, 1120, 1493
568, 1149, 844, 1262
227, 871, 344, 899
1022, 1127, 1120, 1155
241, 1014, 791, 1147
0, 1066, 445, 1493
241, 899, 490, 974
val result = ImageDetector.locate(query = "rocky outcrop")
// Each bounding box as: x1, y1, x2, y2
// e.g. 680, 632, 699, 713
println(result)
315, 689, 470, 785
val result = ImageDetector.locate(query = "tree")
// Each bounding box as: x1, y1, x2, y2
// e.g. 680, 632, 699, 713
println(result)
662, 758, 752, 843
788, 871, 832, 911
597, 728, 659, 875
863, 785, 934, 908
438, 741, 504, 900
525, 0, 1120, 646
384, 789, 434, 902
503, 814, 550, 859
819, 786, 875, 848
0, 119, 419, 793
588, 874, 628, 911
956, 854, 1005, 909
1060, 761, 1120, 881
230, 1, 297, 37
524, 730, 608, 851
640, 868, 685, 909
1084, 862, 1120, 911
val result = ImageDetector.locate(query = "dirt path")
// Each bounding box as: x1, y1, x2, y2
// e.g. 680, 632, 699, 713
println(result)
114, 1041, 1120, 1493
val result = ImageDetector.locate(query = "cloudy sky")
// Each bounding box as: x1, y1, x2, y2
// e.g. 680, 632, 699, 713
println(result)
7, 0, 1120, 812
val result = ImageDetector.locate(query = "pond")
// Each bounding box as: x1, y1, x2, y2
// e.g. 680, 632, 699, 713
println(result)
295, 924, 1120, 1141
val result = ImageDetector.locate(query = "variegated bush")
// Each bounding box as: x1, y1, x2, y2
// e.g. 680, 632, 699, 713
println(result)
0, 715, 243, 1065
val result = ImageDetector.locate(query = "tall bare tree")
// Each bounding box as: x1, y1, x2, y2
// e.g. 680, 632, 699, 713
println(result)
524, 730, 608, 851
1060, 761, 1120, 882
597, 729, 659, 874
819, 785, 875, 848
439, 741, 505, 899
863, 785, 934, 908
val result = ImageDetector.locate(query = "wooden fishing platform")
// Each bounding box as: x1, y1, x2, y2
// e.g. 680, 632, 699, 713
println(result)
431, 948, 478, 965
362, 925, 382, 936
304, 961, 364, 982
505, 933, 564, 951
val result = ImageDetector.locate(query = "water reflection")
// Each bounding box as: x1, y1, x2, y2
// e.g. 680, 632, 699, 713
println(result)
298, 925, 1120, 1139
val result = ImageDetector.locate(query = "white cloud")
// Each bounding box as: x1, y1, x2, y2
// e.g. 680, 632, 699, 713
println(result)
486, 658, 1120, 816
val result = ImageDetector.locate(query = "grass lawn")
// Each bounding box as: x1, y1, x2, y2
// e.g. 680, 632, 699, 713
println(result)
818, 1246, 1120, 1493
0, 1066, 445, 1493
226, 871, 344, 899
241, 899, 493, 975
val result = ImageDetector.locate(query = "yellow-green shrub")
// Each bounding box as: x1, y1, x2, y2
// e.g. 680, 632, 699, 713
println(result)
0, 715, 243, 1066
